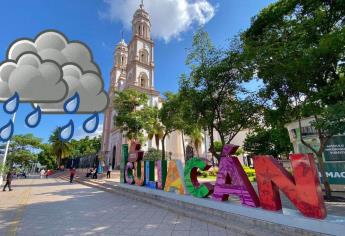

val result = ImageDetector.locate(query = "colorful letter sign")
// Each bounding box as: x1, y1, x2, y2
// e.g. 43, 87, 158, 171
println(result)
213, 145, 260, 207
254, 154, 327, 219
134, 161, 145, 186
156, 160, 167, 190
184, 158, 214, 198
125, 162, 134, 184
120, 144, 128, 183
164, 160, 185, 194
145, 161, 156, 188
120, 141, 326, 219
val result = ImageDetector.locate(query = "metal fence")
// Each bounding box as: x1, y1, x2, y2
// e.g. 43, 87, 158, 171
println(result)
65, 153, 98, 169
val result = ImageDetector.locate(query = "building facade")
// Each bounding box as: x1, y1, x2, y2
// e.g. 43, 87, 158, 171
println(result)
101, 3, 249, 169
102, 3, 172, 169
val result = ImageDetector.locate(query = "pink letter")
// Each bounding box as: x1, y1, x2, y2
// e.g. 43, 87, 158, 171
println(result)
212, 144, 260, 207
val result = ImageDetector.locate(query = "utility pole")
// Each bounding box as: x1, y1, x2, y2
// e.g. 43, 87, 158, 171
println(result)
0, 112, 16, 187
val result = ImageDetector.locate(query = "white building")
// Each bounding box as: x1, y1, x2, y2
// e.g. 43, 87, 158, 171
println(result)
101, 2, 249, 168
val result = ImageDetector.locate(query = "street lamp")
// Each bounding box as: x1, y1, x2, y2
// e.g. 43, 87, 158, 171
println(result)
0, 112, 16, 187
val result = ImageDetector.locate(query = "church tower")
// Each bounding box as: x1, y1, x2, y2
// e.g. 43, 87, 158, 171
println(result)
101, 1, 160, 168
113, 39, 128, 91
126, 2, 156, 94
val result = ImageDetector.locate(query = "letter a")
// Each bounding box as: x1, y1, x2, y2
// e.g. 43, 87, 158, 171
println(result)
164, 160, 185, 194
212, 144, 260, 207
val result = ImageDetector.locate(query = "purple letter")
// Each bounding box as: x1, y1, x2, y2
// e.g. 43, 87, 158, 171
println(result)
212, 144, 260, 207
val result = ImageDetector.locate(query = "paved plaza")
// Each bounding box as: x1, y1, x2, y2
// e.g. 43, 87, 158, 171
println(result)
0, 177, 234, 236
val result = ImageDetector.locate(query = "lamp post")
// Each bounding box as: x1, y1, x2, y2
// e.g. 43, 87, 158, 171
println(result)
0, 112, 16, 187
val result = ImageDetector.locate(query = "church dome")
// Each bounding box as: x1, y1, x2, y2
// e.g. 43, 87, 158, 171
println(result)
133, 2, 150, 23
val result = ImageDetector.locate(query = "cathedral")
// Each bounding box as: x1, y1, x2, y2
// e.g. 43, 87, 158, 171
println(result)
101, 2, 248, 169
101, 2, 186, 169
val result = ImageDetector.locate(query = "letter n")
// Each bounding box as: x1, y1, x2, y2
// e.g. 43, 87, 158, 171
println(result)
254, 154, 327, 219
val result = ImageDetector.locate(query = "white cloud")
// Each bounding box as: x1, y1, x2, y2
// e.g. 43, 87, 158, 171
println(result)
101, 0, 216, 42
75, 123, 103, 140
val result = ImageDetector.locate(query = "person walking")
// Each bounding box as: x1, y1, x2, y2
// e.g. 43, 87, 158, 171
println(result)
106, 164, 112, 179
69, 168, 76, 183
40, 169, 46, 179
3, 170, 13, 191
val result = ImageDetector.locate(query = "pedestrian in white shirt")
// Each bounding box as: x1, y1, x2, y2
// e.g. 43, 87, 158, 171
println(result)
40, 169, 46, 179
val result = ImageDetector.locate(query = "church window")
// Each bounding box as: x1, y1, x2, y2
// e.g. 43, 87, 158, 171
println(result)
140, 78, 145, 87
139, 73, 148, 88
139, 49, 149, 64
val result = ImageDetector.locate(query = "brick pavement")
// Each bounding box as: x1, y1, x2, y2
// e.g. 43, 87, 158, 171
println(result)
76, 169, 345, 217
0, 177, 235, 236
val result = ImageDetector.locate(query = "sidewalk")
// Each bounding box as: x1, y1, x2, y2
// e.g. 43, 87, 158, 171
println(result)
65, 169, 345, 217
58, 169, 345, 236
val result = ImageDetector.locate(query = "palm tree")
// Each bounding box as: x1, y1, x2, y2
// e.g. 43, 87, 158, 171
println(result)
145, 107, 164, 149
189, 128, 203, 157
147, 121, 164, 149
49, 128, 71, 167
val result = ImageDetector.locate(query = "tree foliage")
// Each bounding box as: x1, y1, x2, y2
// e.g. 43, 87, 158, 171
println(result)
242, 0, 345, 197
244, 127, 292, 158
7, 134, 42, 167
113, 89, 151, 142
180, 28, 260, 162
159, 92, 187, 158
49, 128, 71, 167
69, 136, 101, 157
145, 107, 164, 149
37, 144, 57, 169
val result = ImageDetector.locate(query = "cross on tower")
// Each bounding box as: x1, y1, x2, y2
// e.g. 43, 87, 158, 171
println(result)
140, 0, 144, 9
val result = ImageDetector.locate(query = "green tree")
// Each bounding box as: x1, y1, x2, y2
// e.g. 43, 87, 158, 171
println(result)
37, 144, 57, 169
242, 0, 345, 198
181, 28, 259, 163
186, 127, 203, 157
113, 89, 150, 142
244, 107, 293, 158
145, 107, 164, 149
244, 127, 292, 158
69, 136, 101, 157
159, 92, 186, 159
7, 134, 42, 167
49, 128, 71, 167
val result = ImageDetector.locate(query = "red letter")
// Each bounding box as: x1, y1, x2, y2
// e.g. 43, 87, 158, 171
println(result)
254, 154, 326, 219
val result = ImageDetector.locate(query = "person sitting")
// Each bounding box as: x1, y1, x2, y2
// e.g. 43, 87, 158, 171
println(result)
86, 168, 93, 178
92, 167, 98, 179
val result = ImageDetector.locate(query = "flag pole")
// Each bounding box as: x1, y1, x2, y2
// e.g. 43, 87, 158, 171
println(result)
0, 112, 16, 187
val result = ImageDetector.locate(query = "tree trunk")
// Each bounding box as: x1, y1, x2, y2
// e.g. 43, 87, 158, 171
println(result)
208, 127, 220, 165
316, 151, 332, 198
195, 143, 200, 157
181, 131, 186, 162
57, 155, 61, 168
298, 118, 332, 198
155, 134, 160, 150
161, 134, 166, 160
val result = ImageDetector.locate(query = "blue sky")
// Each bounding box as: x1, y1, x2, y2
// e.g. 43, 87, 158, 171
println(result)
0, 0, 276, 143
